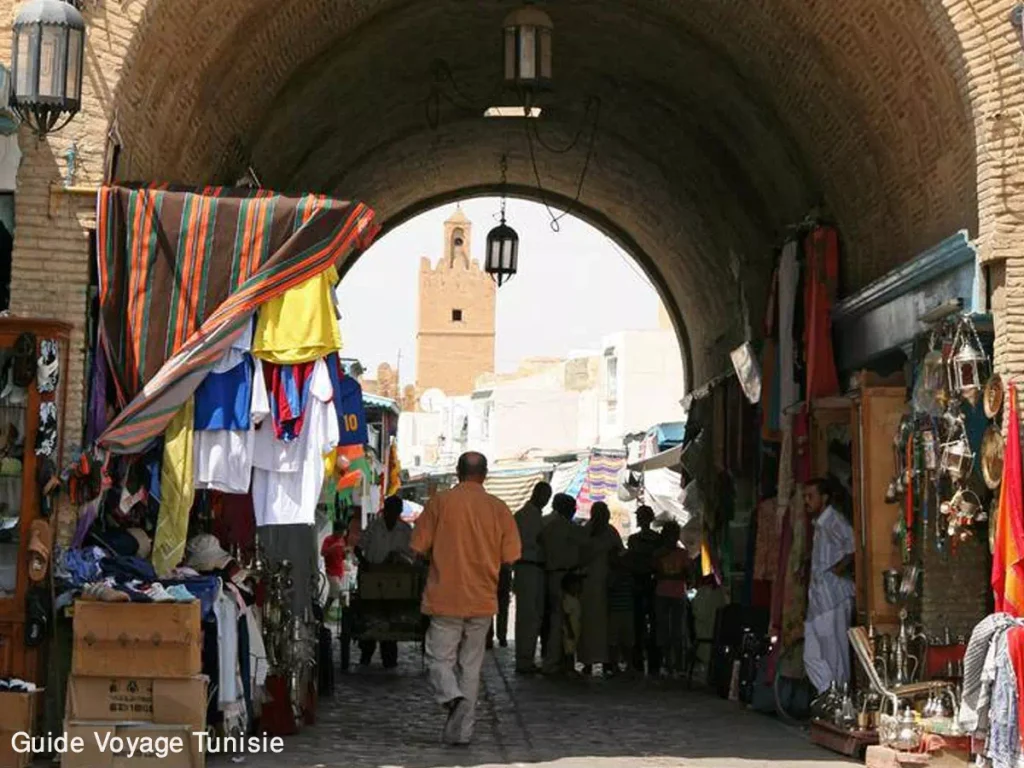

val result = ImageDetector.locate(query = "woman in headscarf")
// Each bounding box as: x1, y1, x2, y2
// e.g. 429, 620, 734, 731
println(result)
577, 502, 623, 674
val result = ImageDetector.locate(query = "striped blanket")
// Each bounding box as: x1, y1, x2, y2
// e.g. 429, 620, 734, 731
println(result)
576, 450, 625, 515
96, 185, 377, 453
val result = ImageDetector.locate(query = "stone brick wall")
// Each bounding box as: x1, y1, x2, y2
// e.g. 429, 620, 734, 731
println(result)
415, 245, 495, 396
0, 0, 1014, 460
920, 536, 992, 639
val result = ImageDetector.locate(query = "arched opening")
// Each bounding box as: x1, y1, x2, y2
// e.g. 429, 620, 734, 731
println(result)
338, 196, 687, 466
105, 0, 979, 387
42, 0, 992, 752
346, 186, 695, 387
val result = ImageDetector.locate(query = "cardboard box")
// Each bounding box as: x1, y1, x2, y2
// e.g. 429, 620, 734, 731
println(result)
73, 601, 201, 678
63, 722, 204, 768
0, 690, 43, 768
66, 675, 208, 732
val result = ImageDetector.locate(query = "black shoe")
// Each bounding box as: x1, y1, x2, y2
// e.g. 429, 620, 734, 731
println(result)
499, 639, 508, 648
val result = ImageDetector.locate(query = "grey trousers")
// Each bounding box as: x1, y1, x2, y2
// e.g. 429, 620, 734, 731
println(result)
425, 616, 491, 743
513, 563, 544, 669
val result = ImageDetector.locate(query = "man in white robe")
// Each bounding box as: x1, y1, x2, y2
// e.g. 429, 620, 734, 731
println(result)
803, 477, 855, 693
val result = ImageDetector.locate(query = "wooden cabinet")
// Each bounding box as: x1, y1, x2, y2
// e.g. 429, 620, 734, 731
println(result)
0, 318, 71, 683
851, 386, 907, 631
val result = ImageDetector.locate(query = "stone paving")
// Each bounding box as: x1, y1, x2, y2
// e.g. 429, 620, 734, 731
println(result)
236, 645, 853, 768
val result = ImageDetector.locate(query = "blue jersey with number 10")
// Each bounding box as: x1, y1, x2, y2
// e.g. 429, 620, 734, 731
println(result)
326, 353, 368, 446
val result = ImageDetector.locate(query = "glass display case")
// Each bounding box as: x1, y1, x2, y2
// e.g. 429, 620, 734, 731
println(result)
0, 318, 70, 682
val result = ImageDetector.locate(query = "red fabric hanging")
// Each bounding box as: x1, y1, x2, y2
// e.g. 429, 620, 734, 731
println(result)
1005, 626, 1024, 740
803, 226, 840, 400
993, 385, 1024, 616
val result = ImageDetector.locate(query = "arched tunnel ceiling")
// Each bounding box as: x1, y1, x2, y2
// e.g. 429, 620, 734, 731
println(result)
113, 0, 978, 383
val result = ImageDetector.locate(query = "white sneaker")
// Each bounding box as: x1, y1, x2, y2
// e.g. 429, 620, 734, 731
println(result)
144, 583, 175, 602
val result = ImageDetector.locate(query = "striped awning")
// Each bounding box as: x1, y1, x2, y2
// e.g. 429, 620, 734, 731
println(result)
484, 471, 548, 512
95, 185, 377, 453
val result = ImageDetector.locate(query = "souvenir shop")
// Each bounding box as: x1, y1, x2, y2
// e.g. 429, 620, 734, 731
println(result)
680, 223, 1009, 765
0, 185, 380, 768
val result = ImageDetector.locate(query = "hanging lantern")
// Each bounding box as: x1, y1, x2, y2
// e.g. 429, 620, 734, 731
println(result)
10, 0, 85, 137
940, 435, 974, 482
947, 317, 988, 406
486, 154, 519, 287
503, 5, 553, 93
953, 339, 987, 406
486, 218, 518, 287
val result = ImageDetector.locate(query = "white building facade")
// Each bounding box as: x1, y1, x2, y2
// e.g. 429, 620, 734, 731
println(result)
398, 319, 686, 466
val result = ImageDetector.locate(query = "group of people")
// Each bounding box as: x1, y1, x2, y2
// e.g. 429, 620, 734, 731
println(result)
511, 483, 694, 678
406, 451, 698, 747
323, 451, 855, 748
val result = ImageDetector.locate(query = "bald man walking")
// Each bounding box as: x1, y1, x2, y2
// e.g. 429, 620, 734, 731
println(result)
411, 452, 521, 746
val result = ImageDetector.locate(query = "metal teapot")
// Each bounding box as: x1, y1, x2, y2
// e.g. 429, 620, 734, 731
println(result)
892, 707, 923, 752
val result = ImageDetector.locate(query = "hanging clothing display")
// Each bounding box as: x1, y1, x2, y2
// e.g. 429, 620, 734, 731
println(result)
152, 398, 196, 576
993, 386, 1024, 617
761, 267, 781, 441
252, 266, 342, 365
778, 239, 801, 411
95, 186, 377, 454
803, 226, 840, 401
263, 361, 316, 442
251, 359, 340, 526
752, 498, 781, 581
193, 359, 269, 494
327, 354, 368, 446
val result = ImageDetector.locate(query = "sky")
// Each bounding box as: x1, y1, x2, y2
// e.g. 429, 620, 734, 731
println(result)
335, 197, 669, 386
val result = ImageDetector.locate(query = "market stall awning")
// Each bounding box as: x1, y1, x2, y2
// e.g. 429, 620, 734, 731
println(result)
364, 393, 400, 416
484, 470, 549, 511
95, 185, 378, 453
627, 443, 683, 472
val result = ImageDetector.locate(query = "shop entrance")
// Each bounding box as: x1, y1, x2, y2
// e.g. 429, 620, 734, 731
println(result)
2, 0, 995, 766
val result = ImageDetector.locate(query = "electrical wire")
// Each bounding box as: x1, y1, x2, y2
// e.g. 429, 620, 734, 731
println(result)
604, 234, 655, 289
525, 96, 601, 232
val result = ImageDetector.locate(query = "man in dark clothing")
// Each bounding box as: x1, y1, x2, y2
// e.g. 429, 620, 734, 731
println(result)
627, 505, 662, 674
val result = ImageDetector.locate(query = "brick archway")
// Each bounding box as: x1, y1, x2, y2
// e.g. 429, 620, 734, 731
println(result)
6, 0, 1009, 446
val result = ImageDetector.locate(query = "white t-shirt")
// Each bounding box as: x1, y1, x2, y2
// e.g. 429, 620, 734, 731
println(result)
193, 355, 269, 494
252, 359, 339, 526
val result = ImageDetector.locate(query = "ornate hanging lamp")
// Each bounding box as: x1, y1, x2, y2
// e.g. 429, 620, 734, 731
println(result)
503, 3, 553, 98
485, 154, 519, 287
947, 316, 988, 407
10, 0, 85, 137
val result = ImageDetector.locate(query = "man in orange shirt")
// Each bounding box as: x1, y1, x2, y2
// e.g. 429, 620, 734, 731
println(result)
411, 452, 521, 746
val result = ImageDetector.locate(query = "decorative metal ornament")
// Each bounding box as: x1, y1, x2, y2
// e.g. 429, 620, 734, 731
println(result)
981, 425, 1005, 490
984, 373, 1004, 420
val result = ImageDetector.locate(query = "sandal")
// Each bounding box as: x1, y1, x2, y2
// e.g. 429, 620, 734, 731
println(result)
27, 519, 51, 583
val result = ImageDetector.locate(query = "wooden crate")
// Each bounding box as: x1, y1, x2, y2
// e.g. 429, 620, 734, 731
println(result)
72, 601, 201, 678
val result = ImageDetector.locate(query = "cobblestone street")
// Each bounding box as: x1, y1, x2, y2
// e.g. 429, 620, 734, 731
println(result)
240, 646, 851, 768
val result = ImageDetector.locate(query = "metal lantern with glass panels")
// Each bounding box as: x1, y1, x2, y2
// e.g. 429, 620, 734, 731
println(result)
486, 220, 519, 287
503, 5, 552, 93
11, 0, 85, 137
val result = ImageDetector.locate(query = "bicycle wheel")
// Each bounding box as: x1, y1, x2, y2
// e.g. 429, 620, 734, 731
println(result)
773, 637, 814, 724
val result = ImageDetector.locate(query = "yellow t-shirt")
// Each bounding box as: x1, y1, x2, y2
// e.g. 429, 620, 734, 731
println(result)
253, 266, 342, 363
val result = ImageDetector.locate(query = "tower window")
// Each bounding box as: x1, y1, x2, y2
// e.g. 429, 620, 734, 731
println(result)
452, 309, 464, 322
454, 237, 464, 247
